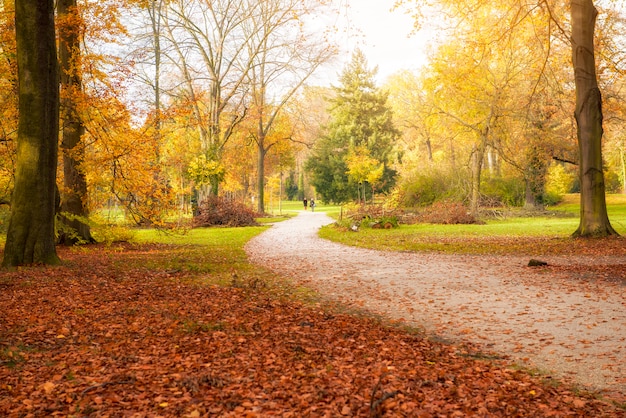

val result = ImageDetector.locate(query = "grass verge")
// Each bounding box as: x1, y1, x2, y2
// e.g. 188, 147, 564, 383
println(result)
319, 194, 626, 256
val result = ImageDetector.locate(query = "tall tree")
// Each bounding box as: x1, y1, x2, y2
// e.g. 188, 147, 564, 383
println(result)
397, 0, 621, 234
159, 0, 253, 198
57, 0, 95, 244
570, 0, 617, 236
307, 50, 399, 204
244, 0, 334, 213
3, 0, 60, 266
0, 2, 18, 205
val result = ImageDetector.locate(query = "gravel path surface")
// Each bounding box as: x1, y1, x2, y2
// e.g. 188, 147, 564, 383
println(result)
245, 211, 626, 398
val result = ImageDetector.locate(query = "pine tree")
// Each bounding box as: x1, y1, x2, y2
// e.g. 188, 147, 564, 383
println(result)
307, 49, 399, 203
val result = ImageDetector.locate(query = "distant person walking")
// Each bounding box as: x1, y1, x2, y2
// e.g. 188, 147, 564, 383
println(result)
303, 198, 308, 211
310, 199, 315, 212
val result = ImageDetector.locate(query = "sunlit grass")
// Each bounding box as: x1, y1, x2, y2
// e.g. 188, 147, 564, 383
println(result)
129, 225, 319, 303
318, 194, 626, 256
265, 199, 342, 217
123, 227, 269, 281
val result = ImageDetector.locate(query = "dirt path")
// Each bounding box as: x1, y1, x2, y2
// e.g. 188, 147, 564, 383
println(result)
245, 211, 626, 398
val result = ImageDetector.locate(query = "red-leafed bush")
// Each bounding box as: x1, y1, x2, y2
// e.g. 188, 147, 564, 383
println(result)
193, 196, 258, 227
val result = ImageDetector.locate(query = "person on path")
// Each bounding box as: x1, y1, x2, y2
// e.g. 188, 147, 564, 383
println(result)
310, 199, 315, 212
303, 198, 308, 211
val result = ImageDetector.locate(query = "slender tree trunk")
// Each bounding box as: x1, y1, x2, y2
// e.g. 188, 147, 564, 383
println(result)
619, 144, 626, 194
3, 0, 60, 266
524, 145, 546, 210
470, 137, 487, 215
58, 0, 94, 245
425, 138, 433, 162
571, 0, 618, 237
257, 141, 266, 214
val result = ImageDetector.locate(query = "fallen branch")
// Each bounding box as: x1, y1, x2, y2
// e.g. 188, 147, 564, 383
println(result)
369, 372, 401, 417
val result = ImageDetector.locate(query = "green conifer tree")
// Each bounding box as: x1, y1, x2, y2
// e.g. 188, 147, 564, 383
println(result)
306, 49, 399, 203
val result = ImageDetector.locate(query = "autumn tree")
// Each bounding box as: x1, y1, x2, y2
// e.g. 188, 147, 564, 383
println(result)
386, 71, 438, 164
0, 3, 18, 205
57, 0, 95, 244
242, 0, 335, 213
396, 0, 620, 234
3, 0, 59, 266
307, 50, 399, 204
570, 0, 617, 236
153, 0, 254, 198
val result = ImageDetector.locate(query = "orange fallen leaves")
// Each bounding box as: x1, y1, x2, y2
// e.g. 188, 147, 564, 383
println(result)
0, 244, 623, 416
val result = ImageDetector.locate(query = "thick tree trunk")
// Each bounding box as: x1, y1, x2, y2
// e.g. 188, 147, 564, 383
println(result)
571, 0, 618, 237
58, 0, 94, 245
3, 0, 60, 266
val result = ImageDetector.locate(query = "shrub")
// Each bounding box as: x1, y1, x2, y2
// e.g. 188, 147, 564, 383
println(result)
91, 225, 136, 245
340, 204, 399, 230
480, 176, 525, 207
545, 163, 576, 197
417, 201, 479, 224
193, 196, 258, 227
397, 167, 467, 207
400, 174, 449, 207
605, 169, 622, 193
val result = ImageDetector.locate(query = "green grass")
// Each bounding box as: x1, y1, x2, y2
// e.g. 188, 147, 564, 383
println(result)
318, 194, 626, 255
125, 227, 269, 281
264, 199, 342, 217
126, 225, 321, 303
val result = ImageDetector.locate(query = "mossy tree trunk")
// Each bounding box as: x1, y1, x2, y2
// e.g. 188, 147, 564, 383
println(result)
571, 0, 618, 237
58, 0, 95, 245
2, 0, 60, 266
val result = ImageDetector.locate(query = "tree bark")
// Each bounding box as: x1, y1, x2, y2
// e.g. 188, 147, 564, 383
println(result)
571, 0, 618, 237
3, 0, 60, 266
524, 145, 547, 210
257, 141, 266, 214
58, 0, 95, 245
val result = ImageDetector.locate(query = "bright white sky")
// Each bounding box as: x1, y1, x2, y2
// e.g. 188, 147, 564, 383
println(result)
314, 0, 436, 86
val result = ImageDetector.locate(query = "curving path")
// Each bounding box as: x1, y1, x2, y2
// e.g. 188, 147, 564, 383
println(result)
245, 211, 626, 397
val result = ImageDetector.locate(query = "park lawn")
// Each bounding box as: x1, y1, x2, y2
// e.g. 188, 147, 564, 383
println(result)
264, 199, 342, 217
318, 194, 626, 256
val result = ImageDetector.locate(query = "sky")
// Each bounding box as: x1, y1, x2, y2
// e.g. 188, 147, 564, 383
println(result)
314, 0, 437, 86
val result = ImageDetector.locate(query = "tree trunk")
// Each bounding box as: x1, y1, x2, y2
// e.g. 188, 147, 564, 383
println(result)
524, 145, 546, 210
571, 0, 618, 237
3, 0, 60, 266
470, 136, 487, 215
257, 142, 266, 214
58, 0, 94, 245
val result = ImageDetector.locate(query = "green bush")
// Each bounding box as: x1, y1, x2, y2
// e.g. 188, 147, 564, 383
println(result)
545, 162, 576, 197
605, 169, 622, 193
91, 225, 137, 245
480, 176, 525, 207
398, 168, 466, 207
